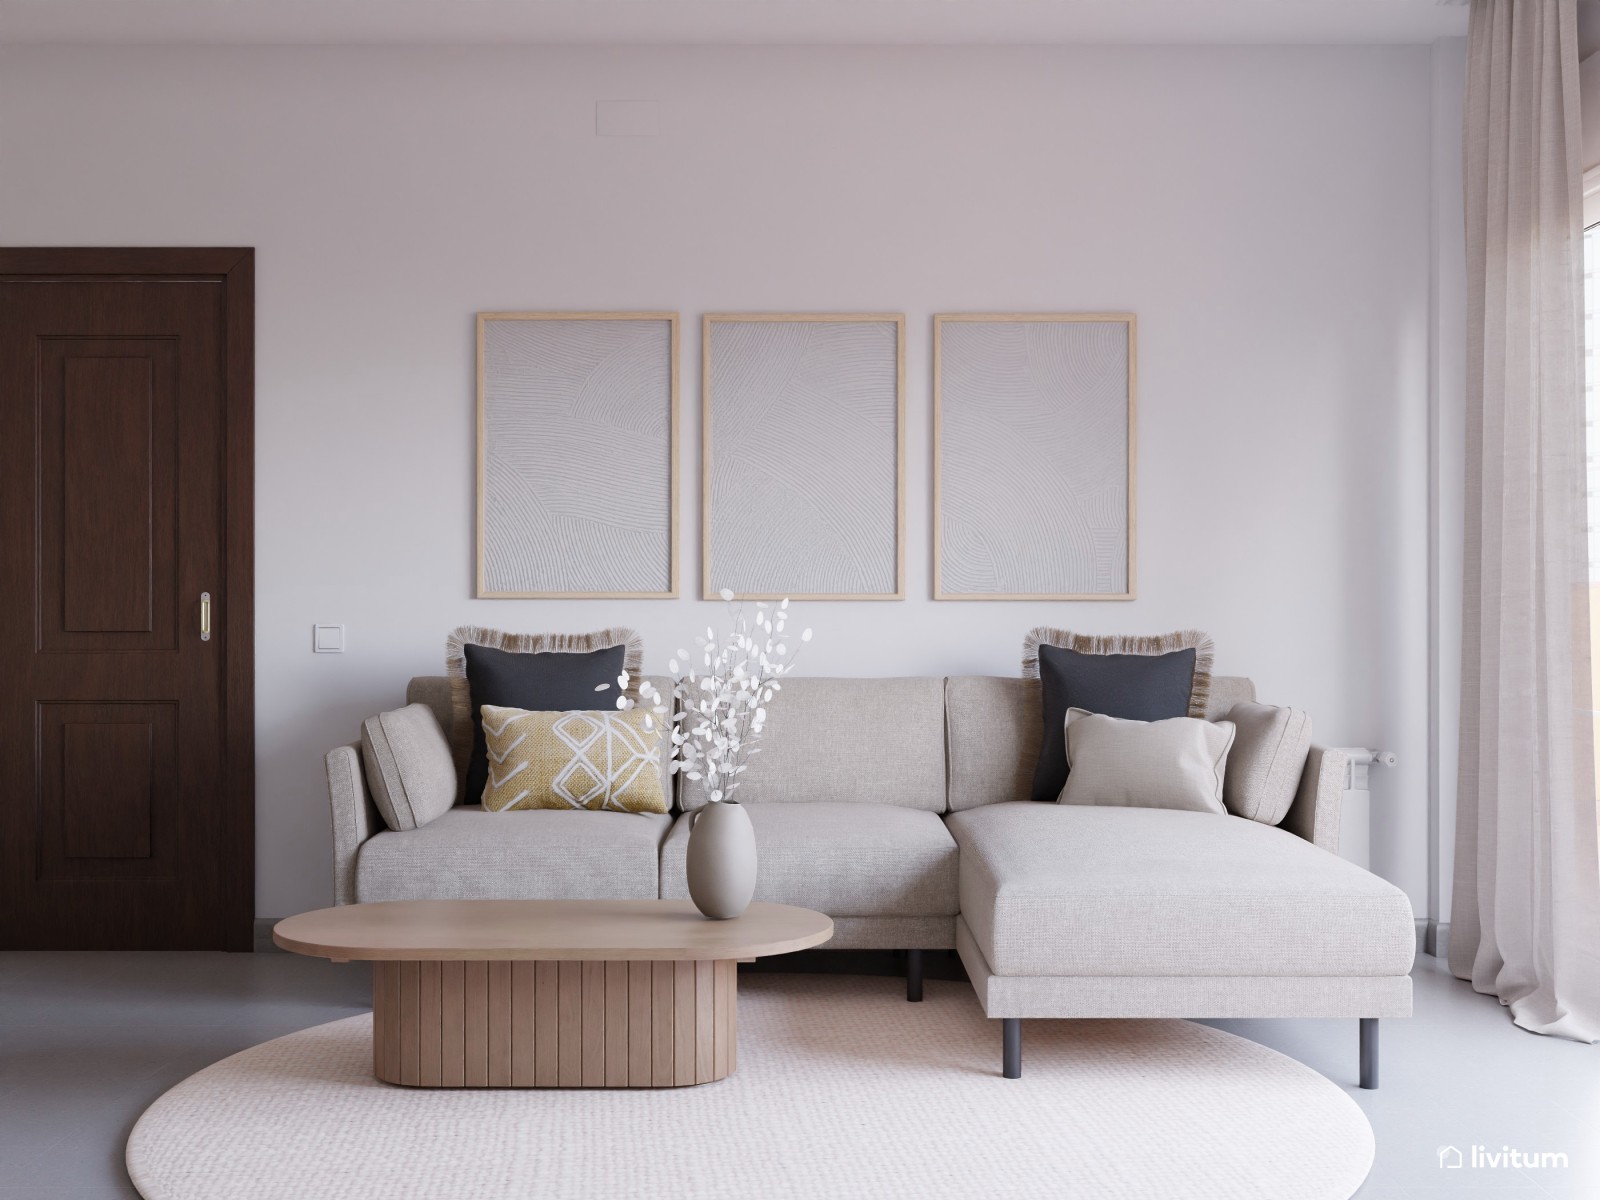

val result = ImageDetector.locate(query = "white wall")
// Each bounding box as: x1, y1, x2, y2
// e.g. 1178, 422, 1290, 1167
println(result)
0, 44, 1436, 919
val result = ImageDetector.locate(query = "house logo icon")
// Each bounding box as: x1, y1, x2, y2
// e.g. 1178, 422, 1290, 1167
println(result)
1438, 1146, 1463, 1169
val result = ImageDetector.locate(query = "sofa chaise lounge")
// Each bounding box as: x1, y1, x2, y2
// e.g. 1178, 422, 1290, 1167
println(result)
326, 672, 1415, 1086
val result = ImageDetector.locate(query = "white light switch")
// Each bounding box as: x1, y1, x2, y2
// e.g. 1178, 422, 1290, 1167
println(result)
313, 624, 345, 653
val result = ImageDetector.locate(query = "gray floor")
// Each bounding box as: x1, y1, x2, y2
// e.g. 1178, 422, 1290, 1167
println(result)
0, 951, 1594, 1199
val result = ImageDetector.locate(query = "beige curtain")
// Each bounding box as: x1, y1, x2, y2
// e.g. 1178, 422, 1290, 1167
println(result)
1452, 0, 1600, 1041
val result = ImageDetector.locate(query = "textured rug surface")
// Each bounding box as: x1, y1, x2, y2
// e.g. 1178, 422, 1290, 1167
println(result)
127, 975, 1372, 1200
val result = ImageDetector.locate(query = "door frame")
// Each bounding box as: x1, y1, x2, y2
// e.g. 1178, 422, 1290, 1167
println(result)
0, 247, 255, 950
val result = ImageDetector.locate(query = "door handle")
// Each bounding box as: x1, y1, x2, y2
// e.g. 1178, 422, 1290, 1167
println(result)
200, 592, 211, 642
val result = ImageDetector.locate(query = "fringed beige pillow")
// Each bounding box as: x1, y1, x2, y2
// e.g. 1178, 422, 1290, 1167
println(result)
445, 626, 641, 804
1022, 628, 1216, 803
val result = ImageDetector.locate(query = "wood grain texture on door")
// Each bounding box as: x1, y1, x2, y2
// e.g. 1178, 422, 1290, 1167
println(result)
0, 248, 254, 950
41, 702, 175, 873
39, 339, 178, 652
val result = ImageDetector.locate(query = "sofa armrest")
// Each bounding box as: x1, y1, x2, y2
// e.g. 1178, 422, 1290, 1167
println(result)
1281, 744, 1350, 853
327, 743, 381, 906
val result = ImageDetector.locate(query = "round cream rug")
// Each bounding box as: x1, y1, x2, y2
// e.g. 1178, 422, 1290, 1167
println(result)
127, 975, 1372, 1200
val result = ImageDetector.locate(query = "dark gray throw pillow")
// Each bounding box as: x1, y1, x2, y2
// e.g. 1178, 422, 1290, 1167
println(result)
460, 642, 628, 805
460, 643, 627, 803
1028, 643, 1200, 803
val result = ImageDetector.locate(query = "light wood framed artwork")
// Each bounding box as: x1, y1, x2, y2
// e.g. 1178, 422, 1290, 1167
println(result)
476, 312, 679, 599
933, 313, 1136, 600
702, 313, 906, 600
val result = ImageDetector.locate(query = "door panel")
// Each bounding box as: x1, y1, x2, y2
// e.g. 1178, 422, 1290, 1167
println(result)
39, 338, 179, 651
0, 250, 253, 950
63, 357, 157, 633
39, 702, 176, 875
63, 719, 155, 859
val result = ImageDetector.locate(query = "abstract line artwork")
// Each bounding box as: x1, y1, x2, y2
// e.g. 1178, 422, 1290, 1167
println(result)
477, 313, 677, 598
703, 314, 904, 599
935, 314, 1135, 599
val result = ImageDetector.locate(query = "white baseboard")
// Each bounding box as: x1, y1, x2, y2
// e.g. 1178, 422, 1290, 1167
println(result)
1422, 919, 1450, 960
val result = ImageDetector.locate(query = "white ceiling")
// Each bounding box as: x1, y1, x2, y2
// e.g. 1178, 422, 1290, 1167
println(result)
0, 0, 1470, 47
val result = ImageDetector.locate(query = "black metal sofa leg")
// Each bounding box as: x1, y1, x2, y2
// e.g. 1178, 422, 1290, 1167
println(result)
1002, 1018, 1022, 1078
1359, 1018, 1379, 1090
905, 949, 924, 1002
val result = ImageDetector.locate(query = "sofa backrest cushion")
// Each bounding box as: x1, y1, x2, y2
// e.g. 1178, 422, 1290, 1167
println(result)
945, 674, 1256, 811
407, 674, 676, 805
407, 676, 454, 748
678, 677, 948, 812
360, 702, 457, 831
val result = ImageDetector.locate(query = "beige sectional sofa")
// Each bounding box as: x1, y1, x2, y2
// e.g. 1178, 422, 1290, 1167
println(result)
326, 672, 1415, 1087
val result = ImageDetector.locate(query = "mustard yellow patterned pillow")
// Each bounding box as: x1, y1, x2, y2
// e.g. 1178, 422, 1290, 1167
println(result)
479, 705, 666, 814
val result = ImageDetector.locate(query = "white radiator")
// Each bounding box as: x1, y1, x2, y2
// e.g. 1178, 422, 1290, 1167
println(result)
1338, 748, 1396, 870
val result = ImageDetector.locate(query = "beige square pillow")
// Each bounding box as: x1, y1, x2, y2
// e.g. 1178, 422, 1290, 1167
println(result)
1058, 708, 1235, 815
1223, 702, 1312, 825
360, 703, 457, 832
480, 705, 666, 814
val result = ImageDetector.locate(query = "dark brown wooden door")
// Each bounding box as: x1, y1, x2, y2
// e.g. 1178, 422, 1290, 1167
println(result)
0, 249, 254, 950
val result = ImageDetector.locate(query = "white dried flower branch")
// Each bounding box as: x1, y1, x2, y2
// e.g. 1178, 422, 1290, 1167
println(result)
619, 590, 812, 805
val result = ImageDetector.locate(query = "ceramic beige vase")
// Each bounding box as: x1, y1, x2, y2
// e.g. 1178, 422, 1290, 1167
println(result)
686, 801, 757, 920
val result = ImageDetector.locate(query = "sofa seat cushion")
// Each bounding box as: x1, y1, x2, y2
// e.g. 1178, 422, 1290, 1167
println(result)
946, 803, 1415, 978
661, 803, 959, 918
355, 806, 671, 902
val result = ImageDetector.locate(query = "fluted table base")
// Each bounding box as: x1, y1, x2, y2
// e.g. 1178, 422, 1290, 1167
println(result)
370, 958, 737, 1088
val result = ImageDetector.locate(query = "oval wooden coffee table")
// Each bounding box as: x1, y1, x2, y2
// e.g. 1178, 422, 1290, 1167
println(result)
274, 899, 832, 1089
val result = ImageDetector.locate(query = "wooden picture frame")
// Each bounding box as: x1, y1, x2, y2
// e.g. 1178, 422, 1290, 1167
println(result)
701, 313, 906, 601
933, 313, 1137, 600
476, 312, 679, 599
